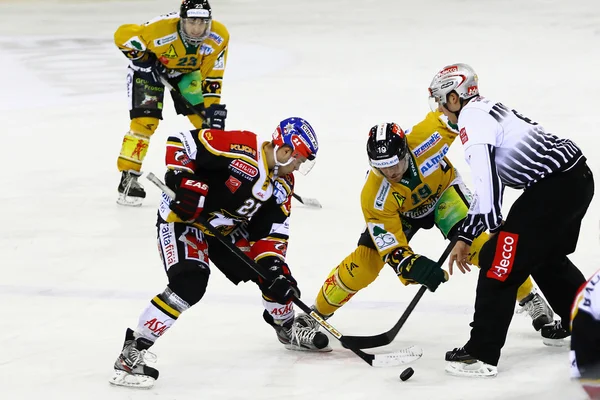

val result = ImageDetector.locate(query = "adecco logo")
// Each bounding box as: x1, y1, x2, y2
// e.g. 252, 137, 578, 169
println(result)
487, 232, 519, 282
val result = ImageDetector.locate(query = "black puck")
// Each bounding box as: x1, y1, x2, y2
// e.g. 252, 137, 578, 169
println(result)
400, 367, 414, 381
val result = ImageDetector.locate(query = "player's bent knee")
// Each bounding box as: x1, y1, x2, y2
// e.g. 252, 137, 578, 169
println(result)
166, 261, 210, 306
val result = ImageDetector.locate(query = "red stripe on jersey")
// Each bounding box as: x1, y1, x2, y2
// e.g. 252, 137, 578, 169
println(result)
201, 129, 259, 160
251, 238, 288, 261
165, 144, 197, 172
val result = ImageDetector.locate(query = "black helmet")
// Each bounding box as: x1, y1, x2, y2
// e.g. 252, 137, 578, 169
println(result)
180, 0, 212, 45
366, 123, 408, 168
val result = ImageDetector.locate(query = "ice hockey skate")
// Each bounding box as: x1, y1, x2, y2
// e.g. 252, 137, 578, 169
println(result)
109, 328, 159, 388
117, 170, 146, 206
517, 292, 554, 331
444, 347, 498, 378
264, 310, 331, 352
541, 320, 571, 347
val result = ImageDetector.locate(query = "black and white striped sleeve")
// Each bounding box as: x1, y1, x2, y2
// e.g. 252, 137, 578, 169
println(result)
458, 144, 504, 244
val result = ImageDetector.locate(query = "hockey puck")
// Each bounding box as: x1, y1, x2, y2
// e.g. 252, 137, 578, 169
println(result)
400, 367, 414, 381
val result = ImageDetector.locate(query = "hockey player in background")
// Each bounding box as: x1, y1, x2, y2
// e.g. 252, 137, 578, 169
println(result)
109, 118, 329, 389
114, 0, 229, 206
301, 113, 553, 334
430, 63, 594, 378
571, 269, 600, 399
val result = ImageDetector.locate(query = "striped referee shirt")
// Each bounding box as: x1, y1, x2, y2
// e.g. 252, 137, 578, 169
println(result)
456, 96, 585, 244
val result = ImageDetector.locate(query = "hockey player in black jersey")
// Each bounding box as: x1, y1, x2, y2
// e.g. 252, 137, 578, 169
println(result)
109, 117, 329, 389
428, 63, 595, 377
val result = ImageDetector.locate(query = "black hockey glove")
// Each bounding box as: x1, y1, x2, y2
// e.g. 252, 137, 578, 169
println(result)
202, 104, 227, 130
258, 257, 300, 304
130, 53, 168, 83
169, 175, 209, 222
387, 247, 448, 292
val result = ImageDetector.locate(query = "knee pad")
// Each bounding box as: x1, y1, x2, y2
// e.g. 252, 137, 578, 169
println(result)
314, 246, 385, 316
166, 261, 210, 306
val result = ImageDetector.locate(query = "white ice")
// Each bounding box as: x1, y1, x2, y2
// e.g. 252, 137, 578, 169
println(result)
0, 0, 599, 399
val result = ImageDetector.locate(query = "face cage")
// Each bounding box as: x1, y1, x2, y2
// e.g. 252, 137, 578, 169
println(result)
181, 18, 212, 46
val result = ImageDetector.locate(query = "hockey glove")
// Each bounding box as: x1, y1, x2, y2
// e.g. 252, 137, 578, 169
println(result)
202, 104, 227, 130
257, 257, 300, 304
169, 175, 209, 222
130, 53, 168, 83
387, 247, 449, 292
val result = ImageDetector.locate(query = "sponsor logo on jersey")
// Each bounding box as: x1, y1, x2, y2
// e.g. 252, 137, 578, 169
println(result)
225, 175, 241, 193
419, 144, 449, 177
200, 43, 214, 55
161, 44, 178, 59
460, 127, 468, 144
213, 49, 226, 70
392, 192, 405, 208
209, 32, 224, 45
368, 223, 399, 251
413, 132, 442, 158
154, 33, 178, 47
374, 180, 391, 210
124, 36, 146, 51
487, 232, 518, 282
230, 159, 258, 179
230, 143, 256, 158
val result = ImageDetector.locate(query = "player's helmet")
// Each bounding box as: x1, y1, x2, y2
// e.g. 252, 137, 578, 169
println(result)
180, 0, 212, 46
272, 117, 319, 175
366, 123, 408, 169
428, 63, 479, 109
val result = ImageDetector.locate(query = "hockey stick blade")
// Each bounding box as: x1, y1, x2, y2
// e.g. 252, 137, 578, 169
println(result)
146, 172, 419, 367
293, 193, 322, 208
341, 240, 455, 349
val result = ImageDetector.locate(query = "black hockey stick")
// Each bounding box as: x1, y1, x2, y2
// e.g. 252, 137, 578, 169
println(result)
158, 76, 322, 209
146, 172, 421, 367
341, 239, 456, 349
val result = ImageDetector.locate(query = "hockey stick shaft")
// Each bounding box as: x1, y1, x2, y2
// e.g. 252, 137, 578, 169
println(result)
159, 76, 322, 209
146, 173, 402, 366
341, 239, 456, 349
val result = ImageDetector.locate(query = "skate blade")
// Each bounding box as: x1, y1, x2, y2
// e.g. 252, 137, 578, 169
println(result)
109, 370, 156, 389
284, 343, 333, 352
117, 194, 144, 207
542, 337, 570, 347
445, 361, 498, 378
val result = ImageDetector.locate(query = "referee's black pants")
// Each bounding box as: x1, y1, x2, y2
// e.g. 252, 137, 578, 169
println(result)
464, 161, 594, 366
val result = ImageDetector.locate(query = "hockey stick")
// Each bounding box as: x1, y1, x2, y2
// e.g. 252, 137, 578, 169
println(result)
341, 239, 456, 349
146, 172, 421, 367
158, 76, 322, 209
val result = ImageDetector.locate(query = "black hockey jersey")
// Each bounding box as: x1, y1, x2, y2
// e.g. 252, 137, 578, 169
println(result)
158, 128, 294, 262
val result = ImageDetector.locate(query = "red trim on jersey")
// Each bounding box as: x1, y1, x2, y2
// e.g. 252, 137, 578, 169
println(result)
166, 144, 197, 171
201, 129, 259, 160
250, 238, 288, 261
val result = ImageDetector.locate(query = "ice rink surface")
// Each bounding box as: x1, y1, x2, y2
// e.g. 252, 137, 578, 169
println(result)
0, 0, 599, 399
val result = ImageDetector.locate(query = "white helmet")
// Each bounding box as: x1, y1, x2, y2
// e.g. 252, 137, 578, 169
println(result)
428, 63, 479, 107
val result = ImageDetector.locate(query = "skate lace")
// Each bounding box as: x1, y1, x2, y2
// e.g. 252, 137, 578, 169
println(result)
127, 347, 157, 369
517, 294, 546, 319
124, 173, 143, 193
290, 325, 317, 347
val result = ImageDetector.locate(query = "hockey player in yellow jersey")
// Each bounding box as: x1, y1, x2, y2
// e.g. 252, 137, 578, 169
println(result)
306, 113, 554, 332
114, 0, 229, 206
